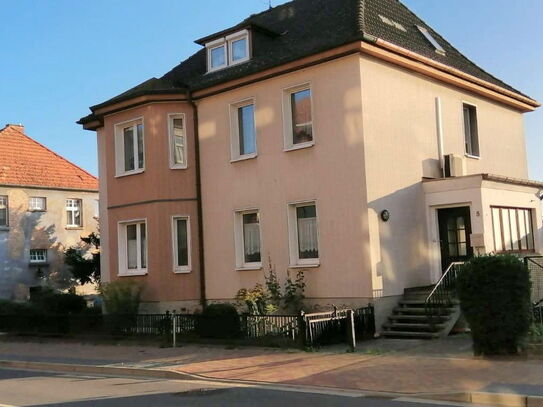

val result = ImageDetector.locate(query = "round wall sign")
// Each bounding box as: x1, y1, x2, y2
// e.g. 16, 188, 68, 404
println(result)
380, 210, 390, 222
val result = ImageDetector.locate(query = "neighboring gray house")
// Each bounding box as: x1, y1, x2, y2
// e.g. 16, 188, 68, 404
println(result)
0, 124, 99, 299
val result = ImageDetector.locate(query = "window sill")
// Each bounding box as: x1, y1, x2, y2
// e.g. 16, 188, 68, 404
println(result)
465, 154, 480, 160
28, 210, 46, 213
29, 262, 49, 267
284, 141, 315, 152
66, 226, 83, 230
115, 169, 145, 178
289, 262, 320, 269
170, 165, 188, 170
236, 265, 263, 271
230, 153, 257, 163
118, 271, 148, 277
0, 227, 9, 232
173, 268, 191, 274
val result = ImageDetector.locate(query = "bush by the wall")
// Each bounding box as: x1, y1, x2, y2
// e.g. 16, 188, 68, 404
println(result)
99, 280, 143, 315
196, 303, 241, 339
30, 290, 87, 314
457, 255, 532, 355
0, 299, 39, 315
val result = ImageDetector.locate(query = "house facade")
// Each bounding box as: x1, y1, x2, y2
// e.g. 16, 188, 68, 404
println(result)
79, 0, 542, 325
0, 124, 99, 299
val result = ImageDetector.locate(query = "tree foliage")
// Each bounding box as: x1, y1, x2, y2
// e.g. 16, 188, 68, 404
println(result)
65, 232, 100, 285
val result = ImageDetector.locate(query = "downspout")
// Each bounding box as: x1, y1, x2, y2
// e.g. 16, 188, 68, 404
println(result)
435, 97, 445, 178
188, 90, 207, 308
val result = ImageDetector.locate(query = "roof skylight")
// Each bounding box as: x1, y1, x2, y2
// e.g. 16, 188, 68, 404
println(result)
417, 26, 446, 55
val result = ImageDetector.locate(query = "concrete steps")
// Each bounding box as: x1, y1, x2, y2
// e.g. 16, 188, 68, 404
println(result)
381, 286, 461, 339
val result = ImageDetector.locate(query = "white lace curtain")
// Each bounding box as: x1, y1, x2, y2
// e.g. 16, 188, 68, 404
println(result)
243, 223, 261, 256
297, 217, 318, 252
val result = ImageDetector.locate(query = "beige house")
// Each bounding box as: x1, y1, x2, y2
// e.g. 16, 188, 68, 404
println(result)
79, 0, 541, 330
0, 124, 99, 299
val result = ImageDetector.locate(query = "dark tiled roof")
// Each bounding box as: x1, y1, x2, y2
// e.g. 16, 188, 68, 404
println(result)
82, 0, 534, 119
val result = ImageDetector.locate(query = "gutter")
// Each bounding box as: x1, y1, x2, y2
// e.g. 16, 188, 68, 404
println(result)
187, 90, 207, 308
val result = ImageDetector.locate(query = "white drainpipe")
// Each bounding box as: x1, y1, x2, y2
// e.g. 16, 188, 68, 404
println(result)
435, 97, 445, 178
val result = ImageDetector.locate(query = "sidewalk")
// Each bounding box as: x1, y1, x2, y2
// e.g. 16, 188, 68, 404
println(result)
0, 335, 542, 399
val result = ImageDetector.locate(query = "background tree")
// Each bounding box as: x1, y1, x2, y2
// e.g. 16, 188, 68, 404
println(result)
64, 232, 100, 285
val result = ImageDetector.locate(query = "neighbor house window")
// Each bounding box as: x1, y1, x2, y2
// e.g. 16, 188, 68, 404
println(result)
0, 196, 7, 227
66, 199, 82, 227
234, 210, 261, 269
118, 220, 147, 275
172, 216, 191, 273
30, 249, 47, 264
492, 207, 534, 253
168, 114, 187, 169
288, 202, 319, 266
115, 118, 144, 176
206, 30, 250, 72
463, 103, 479, 157
230, 99, 257, 160
284, 84, 314, 150
29, 197, 46, 211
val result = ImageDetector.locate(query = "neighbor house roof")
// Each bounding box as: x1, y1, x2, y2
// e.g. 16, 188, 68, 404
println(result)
0, 124, 98, 191
80, 0, 538, 123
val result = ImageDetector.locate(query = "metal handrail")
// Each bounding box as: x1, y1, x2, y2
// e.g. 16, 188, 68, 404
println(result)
425, 262, 464, 325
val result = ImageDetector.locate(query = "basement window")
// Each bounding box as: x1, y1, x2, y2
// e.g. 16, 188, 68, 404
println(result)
417, 26, 446, 55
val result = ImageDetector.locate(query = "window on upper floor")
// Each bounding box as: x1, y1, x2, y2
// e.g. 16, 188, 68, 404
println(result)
115, 118, 144, 176
172, 216, 191, 273
30, 249, 47, 264
29, 197, 46, 212
206, 30, 250, 72
288, 201, 319, 266
118, 220, 147, 275
463, 103, 479, 157
230, 99, 257, 161
234, 209, 262, 270
168, 114, 188, 169
66, 199, 82, 228
0, 196, 8, 227
283, 84, 314, 151
491, 207, 534, 253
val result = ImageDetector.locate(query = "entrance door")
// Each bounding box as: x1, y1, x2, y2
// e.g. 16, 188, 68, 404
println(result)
437, 206, 473, 271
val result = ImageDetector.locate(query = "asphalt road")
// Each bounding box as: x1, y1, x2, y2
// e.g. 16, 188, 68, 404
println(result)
0, 368, 471, 406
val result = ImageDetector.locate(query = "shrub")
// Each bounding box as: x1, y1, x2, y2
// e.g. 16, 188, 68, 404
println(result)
99, 280, 143, 315
196, 303, 241, 339
0, 299, 39, 315
30, 290, 87, 314
457, 255, 532, 355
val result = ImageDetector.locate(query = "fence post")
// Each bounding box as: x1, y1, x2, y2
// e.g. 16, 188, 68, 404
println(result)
346, 309, 356, 352
298, 310, 307, 348
172, 310, 177, 348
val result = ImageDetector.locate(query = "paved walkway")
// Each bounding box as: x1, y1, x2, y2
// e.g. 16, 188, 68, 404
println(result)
0, 336, 542, 397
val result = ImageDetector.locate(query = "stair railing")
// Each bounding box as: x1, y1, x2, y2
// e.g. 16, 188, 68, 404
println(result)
425, 262, 464, 326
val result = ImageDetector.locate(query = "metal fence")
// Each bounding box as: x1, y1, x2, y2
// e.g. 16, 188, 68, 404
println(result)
525, 256, 543, 306
0, 306, 375, 347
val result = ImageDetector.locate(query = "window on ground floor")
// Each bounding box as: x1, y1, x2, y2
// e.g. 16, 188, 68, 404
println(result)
0, 195, 7, 227
491, 206, 534, 253
30, 249, 47, 263
118, 220, 147, 275
172, 216, 191, 273
234, 209, 261, 269
288, 201, 319, 266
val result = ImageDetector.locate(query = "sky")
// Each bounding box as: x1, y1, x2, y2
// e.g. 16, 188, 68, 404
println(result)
0, 0, 541, 179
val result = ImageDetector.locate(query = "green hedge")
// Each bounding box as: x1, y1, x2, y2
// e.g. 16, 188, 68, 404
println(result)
457, 255, 531, 355
195, 303, 241, 339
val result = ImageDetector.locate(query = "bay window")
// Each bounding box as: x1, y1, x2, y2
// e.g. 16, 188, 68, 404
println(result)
172, 216, 191, 273
119, 220, 147, 275
115, 118, 144, 176
168, 114, 187, 169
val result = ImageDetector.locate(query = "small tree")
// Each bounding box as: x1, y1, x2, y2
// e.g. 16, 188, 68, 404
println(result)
65, 232, 100, 285
457, 255, 532, 355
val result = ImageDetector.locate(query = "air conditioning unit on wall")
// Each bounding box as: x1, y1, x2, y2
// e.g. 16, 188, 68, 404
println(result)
444, 154, 465, 177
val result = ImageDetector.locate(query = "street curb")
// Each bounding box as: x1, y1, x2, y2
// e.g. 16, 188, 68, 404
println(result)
1, 359, 542, 406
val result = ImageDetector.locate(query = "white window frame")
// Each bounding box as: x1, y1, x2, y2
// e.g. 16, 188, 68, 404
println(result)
66, 198, 82, 228
171, 215, 191, 273
227, 30, 250, 66
229, 98, 257, 161
29, 196, 46, 212
234, 208, 262, 270
287, 200, 320, 267
0, 195, 8, 228
462, 102, 480, 159
118, 219, 148, 276
29, 249, 47, 264
168, 113, 188, 169
206, 30, 250, 73
114, 117, 145, 177
282, 83, 315, 151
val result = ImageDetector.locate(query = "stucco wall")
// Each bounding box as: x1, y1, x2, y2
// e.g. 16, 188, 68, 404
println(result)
101, 102, 202, 307
0, 186, 98, 299
197, 55, 373, 305
360, 54, 530, 297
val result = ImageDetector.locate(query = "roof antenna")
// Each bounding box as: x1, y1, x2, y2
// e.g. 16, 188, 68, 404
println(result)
268, 0, 272, 9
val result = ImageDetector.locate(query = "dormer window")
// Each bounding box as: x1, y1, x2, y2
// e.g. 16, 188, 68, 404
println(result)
206, 30, 250, 72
